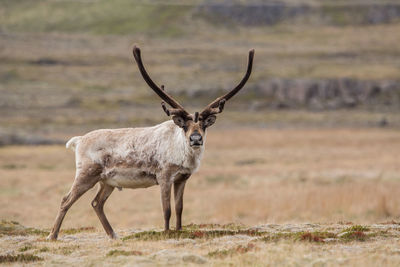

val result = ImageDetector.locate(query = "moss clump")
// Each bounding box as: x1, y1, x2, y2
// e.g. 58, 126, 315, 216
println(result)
343, 225, 369, 232
122, 229, 263, 241
0, 254, 43, 263
0, 220, 48, 236
106, 250, 143, 257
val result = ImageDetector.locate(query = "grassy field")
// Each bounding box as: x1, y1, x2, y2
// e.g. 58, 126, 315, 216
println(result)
1, 128, 400, 265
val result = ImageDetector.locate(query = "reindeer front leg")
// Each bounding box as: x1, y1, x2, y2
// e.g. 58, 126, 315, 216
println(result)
173, 173, 190, 230
174, 180, 186, 230
158, 177, 173, 231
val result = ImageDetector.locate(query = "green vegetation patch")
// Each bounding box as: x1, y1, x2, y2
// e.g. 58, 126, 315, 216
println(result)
107, 249, 143, 257
122, 229, 263, 241
18, 244, 35, 252
208, 243, 257, 258
338, 225, 369, 242
61, 226, 96, 235
261, 231, 337, 243
339, 231, 368, 242
0, 220, 48, 237
259, 226, 372, 243
37, 247, 50, 253
296, 232, 335, 242
123, 226, 375, 243
55, 245, 80, 255
1, 163, 26, 169
0, 253, 43, 263
0, 0, 190, 36
367, 230, 394, 239
342, 225, 370, 232
184, 223, 246, 231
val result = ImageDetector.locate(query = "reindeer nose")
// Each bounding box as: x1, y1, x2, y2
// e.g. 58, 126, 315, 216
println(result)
190, 133, 203, 146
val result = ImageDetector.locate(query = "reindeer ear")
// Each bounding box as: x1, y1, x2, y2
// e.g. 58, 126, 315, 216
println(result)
172, 115, 186, 128
203, 115, 216, 128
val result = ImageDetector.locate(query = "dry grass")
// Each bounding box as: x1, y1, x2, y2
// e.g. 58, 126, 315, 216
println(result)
1, 127, 400, 230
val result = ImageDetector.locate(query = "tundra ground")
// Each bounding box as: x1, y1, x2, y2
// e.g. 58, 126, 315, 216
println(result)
1, 220, 400, 266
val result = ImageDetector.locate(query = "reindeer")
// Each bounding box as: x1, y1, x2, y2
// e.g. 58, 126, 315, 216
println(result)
47, 46, 254, 240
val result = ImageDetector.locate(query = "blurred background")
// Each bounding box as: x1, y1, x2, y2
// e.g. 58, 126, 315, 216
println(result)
1, 0, 400, 229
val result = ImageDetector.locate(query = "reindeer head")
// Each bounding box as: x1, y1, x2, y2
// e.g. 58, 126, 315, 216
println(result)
132, 46, 254, 148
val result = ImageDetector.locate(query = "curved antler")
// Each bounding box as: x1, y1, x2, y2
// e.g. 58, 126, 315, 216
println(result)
200, 49, 255, 119
132, 46, 189, 117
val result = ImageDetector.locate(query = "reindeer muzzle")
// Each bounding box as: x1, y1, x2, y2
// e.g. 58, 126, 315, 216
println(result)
190, 133, 203, 147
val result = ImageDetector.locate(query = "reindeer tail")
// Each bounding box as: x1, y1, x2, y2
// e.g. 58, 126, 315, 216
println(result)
66, 136, 81, 151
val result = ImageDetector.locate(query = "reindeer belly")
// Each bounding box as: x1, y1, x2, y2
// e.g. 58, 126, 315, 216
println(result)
102, 167, 158, 189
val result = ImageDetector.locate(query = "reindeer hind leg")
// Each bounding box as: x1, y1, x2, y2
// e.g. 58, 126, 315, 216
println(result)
91, 183, 116, 239
47, 165, 100, 240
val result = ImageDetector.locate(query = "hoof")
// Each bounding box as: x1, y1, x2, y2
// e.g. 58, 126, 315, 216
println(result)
109, 232, 119, 240
46, 234, 57, 241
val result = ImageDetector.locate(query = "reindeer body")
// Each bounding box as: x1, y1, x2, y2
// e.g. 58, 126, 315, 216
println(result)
69, 120, 204, 190
47, 46, 254, 240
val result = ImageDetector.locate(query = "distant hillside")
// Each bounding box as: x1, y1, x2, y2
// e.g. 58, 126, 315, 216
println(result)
196, 2, 400, 26
1, 1, 400, 35
183, 78, 400, 111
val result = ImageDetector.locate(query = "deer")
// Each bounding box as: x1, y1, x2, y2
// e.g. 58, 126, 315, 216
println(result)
47, 46, 254, 240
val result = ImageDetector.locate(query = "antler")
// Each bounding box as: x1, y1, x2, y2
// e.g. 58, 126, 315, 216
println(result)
132, 46, 189, 117
159, 85, 188, 117
200, 49, 255, 119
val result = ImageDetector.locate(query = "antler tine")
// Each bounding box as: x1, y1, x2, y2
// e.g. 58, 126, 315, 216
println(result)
160, 85, 188, 117
161, 101, 186, 116
200, 99, 226, 118
200, 49, 254, 118
132, 46, 189, 116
